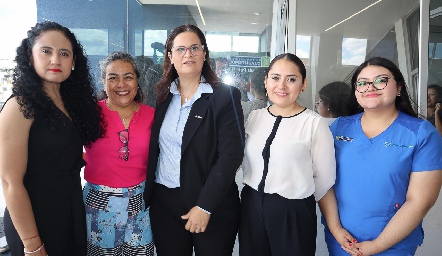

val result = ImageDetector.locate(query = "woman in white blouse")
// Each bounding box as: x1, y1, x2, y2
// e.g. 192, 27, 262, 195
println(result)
239, 53, 336, 256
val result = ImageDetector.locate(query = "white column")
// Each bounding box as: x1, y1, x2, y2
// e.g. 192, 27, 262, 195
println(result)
418, 0, 430, 116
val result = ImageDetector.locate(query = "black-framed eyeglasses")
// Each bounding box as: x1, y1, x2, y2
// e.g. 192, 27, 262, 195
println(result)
118, 129, 129, 161
355, 77, 393, 93
171, 44, 205, 57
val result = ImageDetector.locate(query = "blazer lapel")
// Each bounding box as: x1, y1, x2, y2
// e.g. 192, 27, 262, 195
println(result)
152, 93, 172, 140
181, 93, 210, 154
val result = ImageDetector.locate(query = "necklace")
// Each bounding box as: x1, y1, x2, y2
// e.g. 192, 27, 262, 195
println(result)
179, 84, 199, 103
106, 100, 137, 126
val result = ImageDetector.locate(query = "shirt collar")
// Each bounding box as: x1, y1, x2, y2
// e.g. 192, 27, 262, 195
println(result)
170, 76, 213, 95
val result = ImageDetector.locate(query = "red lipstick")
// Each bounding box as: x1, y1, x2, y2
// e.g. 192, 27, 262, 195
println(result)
49, 69, 62, 72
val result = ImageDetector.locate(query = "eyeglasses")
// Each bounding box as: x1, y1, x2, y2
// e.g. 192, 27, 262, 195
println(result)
171, 45, 205, 57
118, 129, 129, 161
355, 77, 393, 93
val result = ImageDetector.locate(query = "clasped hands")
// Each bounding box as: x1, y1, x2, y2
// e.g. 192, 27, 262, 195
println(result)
182, 206, 210, 234
334, 227, 381, 256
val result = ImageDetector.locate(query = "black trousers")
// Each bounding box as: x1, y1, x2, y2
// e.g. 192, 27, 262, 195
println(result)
239, 185, 317, 256
150, 183, 240, 256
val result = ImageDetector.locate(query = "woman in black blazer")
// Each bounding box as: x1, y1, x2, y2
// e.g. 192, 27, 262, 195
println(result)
143, 24, 244, 256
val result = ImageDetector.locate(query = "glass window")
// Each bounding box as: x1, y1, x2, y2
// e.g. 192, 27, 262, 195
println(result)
435, 43, 442, 58
342, 38, 367, 65
296, 35, 311, 64
144, 30, 167, 64
232, 35, 259, 53
70, 29, 109, 56
206, 34, 232, 52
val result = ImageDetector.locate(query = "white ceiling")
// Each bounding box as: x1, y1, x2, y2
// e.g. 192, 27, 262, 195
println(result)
139, 0, 420, 39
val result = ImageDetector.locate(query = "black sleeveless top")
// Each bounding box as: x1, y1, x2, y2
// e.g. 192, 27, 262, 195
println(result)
5, 103, 87, 255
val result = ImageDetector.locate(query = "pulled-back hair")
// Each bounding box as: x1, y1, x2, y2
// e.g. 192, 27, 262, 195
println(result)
266, 53, 307, 83
319, 82, 351, 117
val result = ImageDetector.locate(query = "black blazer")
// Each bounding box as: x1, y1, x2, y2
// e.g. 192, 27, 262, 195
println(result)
143, 84, 245, 213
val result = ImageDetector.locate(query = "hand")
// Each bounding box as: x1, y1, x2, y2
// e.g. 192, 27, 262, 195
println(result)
330, 227, 361, 256
181, 206, 210, 233
354, 240, 382, 256
435, 103, 441, 114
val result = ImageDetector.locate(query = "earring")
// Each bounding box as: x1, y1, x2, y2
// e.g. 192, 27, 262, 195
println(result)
72, 66, 75, 71
397, 92, 401, 97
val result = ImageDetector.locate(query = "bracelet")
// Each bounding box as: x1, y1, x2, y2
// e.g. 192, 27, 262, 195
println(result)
22, 234, 39, 241
24, 243, 44, 254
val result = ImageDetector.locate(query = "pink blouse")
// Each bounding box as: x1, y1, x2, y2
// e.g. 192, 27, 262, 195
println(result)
84, 100, 155, 187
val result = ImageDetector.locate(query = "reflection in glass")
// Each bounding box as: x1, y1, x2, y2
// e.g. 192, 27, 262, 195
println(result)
144, 30, 167, 64
70, 28, 109, 56
342, 38, 367, 66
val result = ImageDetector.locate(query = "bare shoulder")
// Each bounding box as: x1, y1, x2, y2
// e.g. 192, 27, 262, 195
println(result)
0, 97, 33, 137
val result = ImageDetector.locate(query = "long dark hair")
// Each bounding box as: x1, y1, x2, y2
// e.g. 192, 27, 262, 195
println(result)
99, 51, 144, 103
12, 21, 105, 146
156, 24, 219, 103
347, 57, 417, 117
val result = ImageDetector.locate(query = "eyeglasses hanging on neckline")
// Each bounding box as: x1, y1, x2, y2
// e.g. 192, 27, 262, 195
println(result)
118, 129, 129, 161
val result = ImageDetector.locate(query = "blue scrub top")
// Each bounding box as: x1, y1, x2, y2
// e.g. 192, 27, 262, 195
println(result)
326, 111, 442, 253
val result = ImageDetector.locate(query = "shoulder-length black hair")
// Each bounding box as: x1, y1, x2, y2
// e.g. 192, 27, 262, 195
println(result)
347, 57, 417, 117
156, 24, 219, 103
12, 21, 104, 146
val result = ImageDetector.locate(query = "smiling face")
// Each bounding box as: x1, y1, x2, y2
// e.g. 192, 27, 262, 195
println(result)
354, 65, 401, 112
104, 60, 138, 108
168, 32, 206, 79
30, 30, 74, 87
264, 59, 307, 108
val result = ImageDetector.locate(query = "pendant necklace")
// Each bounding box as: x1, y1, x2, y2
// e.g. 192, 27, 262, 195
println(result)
106, 100, 137, 126
180, 84, 199, 103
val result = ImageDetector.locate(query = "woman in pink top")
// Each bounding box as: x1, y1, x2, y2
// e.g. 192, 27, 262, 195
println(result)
83, 52, 155, 255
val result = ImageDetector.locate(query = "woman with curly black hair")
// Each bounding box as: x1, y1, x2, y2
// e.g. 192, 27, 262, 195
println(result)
0, 21, 104, 256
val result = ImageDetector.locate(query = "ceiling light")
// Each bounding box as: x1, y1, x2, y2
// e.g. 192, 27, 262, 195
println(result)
325, 0, 382, 32
251, 22, 258, 25
253, 12, 261, 16
195, 0, 206, 25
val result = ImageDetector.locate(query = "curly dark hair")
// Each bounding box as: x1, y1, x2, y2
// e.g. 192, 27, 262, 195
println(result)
12, 21, 105, 146
100, 51, 144, 103
347, 57, 417, 118
156, 24, 220, 103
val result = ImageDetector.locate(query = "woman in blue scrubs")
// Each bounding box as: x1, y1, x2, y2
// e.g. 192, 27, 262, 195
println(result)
319, 57, 442, 256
